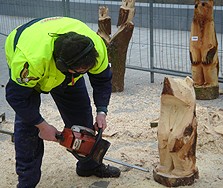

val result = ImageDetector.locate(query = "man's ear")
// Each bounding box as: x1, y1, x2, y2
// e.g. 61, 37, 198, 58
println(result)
55, 57, 69, 73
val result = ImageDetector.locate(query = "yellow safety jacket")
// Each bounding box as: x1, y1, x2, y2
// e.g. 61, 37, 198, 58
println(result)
5, 17, 108, 92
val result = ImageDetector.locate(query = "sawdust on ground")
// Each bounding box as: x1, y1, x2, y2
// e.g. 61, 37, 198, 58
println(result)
0, 69, 223, 188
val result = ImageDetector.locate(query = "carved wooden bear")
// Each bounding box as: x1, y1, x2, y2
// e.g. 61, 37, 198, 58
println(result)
190, 0, 219, 88
154, 77, 198, 187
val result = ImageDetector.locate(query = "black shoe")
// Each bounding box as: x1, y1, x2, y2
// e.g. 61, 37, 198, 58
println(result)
76, 163, 121, 178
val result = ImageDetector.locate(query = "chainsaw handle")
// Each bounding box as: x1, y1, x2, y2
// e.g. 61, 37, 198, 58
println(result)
97, 128, 102, 139
55, 133, 64, 141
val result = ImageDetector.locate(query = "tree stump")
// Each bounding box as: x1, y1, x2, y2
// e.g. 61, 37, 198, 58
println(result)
153, 76, 199, 187
97, 0, 135, 92
189, 0, 219, 100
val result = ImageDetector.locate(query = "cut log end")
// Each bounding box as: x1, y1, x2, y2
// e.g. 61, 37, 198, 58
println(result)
194, 85, 219, 100
153, 168, 199, 187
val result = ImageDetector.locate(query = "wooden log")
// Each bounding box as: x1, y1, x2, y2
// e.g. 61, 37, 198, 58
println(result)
97, 0, 135, 92
117, 0, 135, 27
109, 22, 134, 92
189, 0, 219, 99
97, 6, 111, 44
154, 76, 199, 187
194, 86, 219, 100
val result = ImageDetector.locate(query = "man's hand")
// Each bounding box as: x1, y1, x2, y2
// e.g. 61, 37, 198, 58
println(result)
94, 112, 107, 132
35, 120, 60, 141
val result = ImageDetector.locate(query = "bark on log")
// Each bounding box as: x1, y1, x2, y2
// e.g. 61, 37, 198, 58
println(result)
97, 0, 135, 92
189, 0, 219, 99
154, 76, 199, 187
153, 169, 199, 187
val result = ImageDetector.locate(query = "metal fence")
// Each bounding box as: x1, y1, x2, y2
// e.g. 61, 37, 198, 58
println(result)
0, 0, 223, 83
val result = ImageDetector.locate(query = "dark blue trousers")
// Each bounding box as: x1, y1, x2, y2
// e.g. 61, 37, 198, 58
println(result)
15, 77, 99, 188
15, 114, 44, 188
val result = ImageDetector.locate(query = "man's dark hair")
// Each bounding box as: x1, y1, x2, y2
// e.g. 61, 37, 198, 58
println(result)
53, 32, 99, 72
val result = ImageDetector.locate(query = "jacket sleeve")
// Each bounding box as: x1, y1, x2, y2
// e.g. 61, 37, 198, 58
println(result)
6, 78, 44, 125
87, 65, 112, 113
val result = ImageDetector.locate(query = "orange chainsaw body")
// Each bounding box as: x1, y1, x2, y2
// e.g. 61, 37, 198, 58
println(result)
58, 128, 96, 156
57, 125, 111, 164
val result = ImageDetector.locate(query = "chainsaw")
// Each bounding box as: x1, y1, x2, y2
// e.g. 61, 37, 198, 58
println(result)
55, 125, 110, 164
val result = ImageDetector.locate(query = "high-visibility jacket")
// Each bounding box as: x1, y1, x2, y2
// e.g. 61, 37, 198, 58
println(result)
5, 16, 108, 92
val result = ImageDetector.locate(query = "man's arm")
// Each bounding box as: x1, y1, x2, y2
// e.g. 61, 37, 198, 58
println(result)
88, 65, 112, 131
88, 65, 112, 113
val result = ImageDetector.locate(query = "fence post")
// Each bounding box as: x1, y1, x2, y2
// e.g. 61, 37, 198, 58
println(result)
149, 1, 154, 83
66, 0, 70, 17
62, 0, 70, 17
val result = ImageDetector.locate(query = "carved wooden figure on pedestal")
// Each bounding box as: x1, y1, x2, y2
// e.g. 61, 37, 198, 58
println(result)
153, 77, 199, 187
190, 0, 219, 99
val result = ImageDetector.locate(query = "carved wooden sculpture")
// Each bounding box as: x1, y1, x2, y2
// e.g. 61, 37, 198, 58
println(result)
97, 0, 135, 92
190, 0, 219, 99
153, 77, 199, 187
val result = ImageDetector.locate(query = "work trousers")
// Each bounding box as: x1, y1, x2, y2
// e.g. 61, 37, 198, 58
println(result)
15, 77, 99, 188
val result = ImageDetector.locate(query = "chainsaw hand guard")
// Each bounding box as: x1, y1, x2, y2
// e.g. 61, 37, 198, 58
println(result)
56, 125, 110, 164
